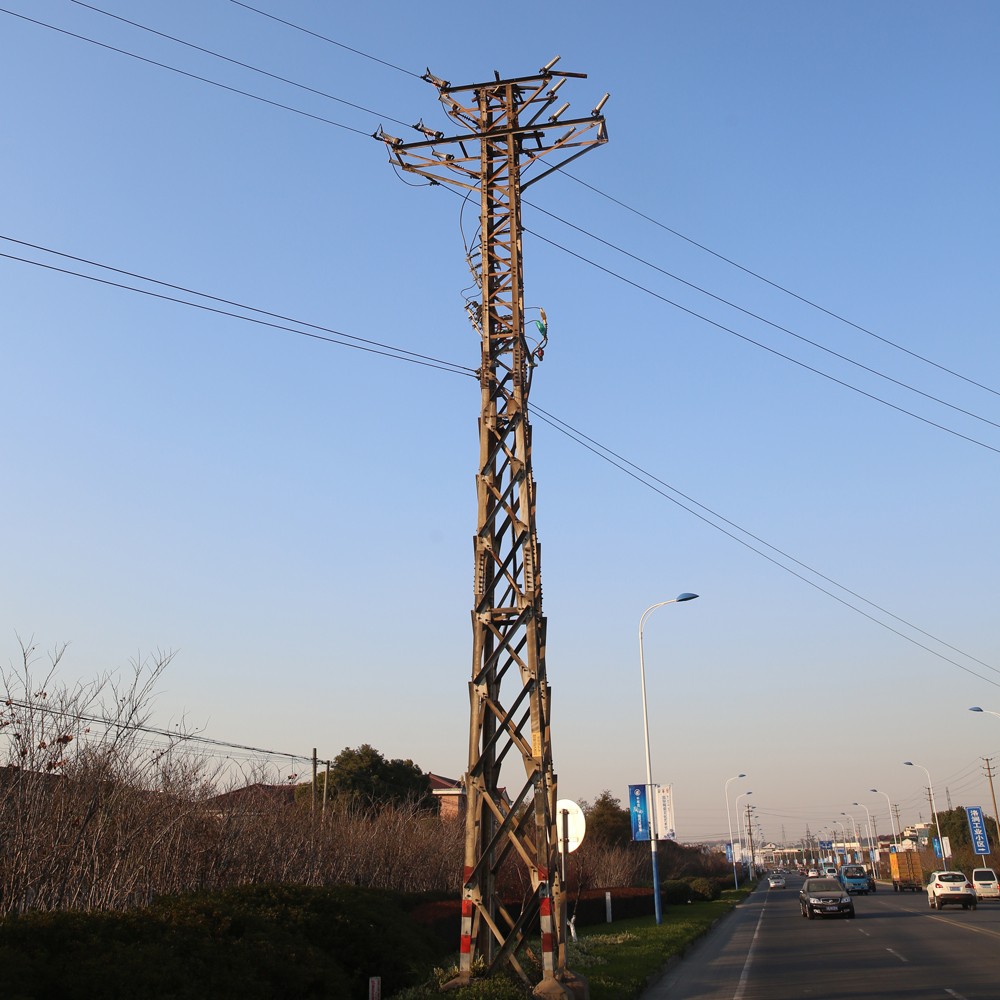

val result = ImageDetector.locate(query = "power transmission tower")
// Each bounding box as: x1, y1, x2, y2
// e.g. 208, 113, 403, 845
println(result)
379, 59, 607, 995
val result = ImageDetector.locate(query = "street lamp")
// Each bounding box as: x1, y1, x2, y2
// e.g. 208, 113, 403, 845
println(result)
638, 592, 699, 924
903, 761, 944, 864
967, 709, 1000, 848
970, 706, 1000, 720
724, 773, 746, 890
853, 801, 877, 866
870, 788, 899, 849
841, 812, 860, 861
832, 819, 847, 862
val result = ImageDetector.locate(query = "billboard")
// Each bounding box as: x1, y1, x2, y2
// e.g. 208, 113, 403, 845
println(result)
629, 783, 675, 841
966, 806, 991, 856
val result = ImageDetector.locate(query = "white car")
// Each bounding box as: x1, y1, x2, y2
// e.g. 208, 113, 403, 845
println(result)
926, 871, 977, 910
972, 868, 999, 900
768, 875, 786, 889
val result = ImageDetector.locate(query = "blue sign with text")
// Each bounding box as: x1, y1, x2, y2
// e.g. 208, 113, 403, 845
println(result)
966, 806, 991, 855
629, 784, 650, 842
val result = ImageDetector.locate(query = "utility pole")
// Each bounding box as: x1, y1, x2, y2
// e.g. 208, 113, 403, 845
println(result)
984, 757, 1000, 862
379, 60, 607, 996
745, 804, 757, 879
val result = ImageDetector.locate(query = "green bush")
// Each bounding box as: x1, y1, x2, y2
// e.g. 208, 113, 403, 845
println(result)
0, 884, 450, 1000
686, 877, 719, 901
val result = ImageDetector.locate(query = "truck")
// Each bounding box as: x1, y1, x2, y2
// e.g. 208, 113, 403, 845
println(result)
890, 851, 923, 892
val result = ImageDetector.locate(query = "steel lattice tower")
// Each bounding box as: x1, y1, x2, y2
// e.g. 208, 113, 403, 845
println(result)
379, 60, 606, 994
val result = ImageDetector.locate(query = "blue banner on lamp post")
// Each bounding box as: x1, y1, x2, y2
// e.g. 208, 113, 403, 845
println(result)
966, 806, 991, 855
629, 784, 650, 842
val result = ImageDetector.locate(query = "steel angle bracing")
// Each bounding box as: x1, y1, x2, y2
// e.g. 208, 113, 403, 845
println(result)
380, 64, 606, 988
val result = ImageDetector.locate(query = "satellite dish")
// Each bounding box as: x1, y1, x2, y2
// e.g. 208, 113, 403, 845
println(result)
556, 799, 586, 853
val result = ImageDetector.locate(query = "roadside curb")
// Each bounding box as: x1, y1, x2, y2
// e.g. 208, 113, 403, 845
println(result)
640, 893, 750, 994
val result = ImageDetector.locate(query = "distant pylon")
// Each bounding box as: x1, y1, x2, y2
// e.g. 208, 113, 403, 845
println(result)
379, 60, 607, 995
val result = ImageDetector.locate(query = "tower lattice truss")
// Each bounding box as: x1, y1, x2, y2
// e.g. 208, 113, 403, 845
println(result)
380, 60, 606, 990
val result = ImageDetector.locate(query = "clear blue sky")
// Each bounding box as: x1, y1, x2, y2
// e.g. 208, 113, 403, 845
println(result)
3, 0, 999, 845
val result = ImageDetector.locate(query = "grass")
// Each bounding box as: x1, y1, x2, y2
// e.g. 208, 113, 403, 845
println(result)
568, 897, 743, 1000
392, 888, 752, 999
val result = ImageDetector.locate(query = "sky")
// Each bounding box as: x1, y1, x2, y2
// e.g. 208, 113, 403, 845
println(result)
2, 1, 999, 847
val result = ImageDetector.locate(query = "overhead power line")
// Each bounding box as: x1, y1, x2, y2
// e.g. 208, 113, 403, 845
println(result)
561, 171, 1000, 401
3, 235, 995, 689
0, 6, 374, 136
525, 200, 1000, 433
8, 2, 995, 436
525, 227, 1000, 456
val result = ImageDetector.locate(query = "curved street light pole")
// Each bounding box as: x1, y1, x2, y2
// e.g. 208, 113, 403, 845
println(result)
841, 812, 860, 861
833, 819, 847, 863
639, 592, 699, 925
724, 773, 746, 890
871, 788, 899, 849
853, 801, 876, 867
904, 761, 944, 864
968, 708, 1000, 853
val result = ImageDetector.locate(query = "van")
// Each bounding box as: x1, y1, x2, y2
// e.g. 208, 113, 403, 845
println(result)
840, 864, 870, 894
972, 868, 999, 900
823, 864, 839, 879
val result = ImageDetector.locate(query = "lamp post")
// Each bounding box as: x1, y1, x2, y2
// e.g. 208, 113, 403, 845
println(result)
968, 708, 1000, 855
903, 761, 944, 864
841, 812, 860, 861
870, 788, 899, 849
970, 706, 1000, 720
833, 819, 847, 862
853, 801, 876, 868
735, 791, 753, 874
724, 773, 746, 889
638, 592, 699, 924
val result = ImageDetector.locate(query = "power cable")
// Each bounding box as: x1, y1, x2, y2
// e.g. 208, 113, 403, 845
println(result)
3, 236, 994, 687
529, 402, 1000, 677
65, 0, 414, 129
229, 0, 422, 79
0, 241, 477, 378
12, 3, 994, 438
528, 405, 1000, 688
0, 7, 373, 136
525, 228, 1000, 456
525, 201, 1000, 433
561, 170, 1000, 401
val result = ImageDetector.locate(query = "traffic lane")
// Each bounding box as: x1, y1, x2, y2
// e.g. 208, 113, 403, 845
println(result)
642, 880, 1000, 999
850, 887, 1000, 997
640, 884, 772, 1000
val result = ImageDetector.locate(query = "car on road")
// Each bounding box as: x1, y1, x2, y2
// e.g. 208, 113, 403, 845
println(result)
799, 877, 855, 919
768, 874, 786, 889
926, 871, 976, 910
839, 864, 870, 894
971, 868, 999, 901
806, 868, 820, 877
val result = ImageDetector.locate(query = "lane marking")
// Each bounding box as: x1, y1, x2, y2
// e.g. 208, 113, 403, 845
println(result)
928, 914, 1000, 940
732, 900, 766, 1000
945, 990, 968, 999
857, 928, 871, 936
885, 948, 909, 963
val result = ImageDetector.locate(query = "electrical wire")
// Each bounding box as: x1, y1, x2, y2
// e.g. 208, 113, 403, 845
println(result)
560, 170, 1000, 401
229, 0, 423, 80
0, 239, 477, 378
525, 228, 1000, 456
65, 0, 415, 130
0, 7, 374, 136
524, 201, 1000, 433
3, 236, 995, 689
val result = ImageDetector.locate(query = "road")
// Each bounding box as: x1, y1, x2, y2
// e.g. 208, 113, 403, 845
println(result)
641, 874, 1000, 999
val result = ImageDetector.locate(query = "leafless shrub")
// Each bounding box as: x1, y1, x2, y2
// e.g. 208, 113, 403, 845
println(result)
0, 638, 465, 915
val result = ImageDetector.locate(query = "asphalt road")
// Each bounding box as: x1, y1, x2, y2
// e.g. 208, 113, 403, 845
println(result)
640, 875, 1000, 999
